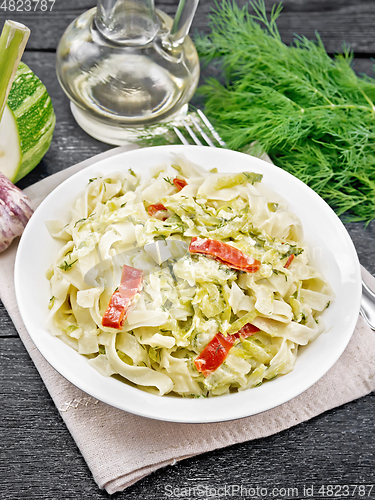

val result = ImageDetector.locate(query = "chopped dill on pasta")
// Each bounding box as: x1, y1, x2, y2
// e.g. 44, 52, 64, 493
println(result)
46, 154, 334, 397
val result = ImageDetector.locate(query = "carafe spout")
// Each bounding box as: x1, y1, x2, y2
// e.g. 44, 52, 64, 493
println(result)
167, 0, 199, 48
95, 0, 159, 46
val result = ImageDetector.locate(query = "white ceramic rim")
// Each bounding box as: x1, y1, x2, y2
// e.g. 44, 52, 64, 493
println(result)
14, 145, 362, 423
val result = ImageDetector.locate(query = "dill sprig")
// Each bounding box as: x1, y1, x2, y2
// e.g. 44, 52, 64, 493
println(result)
195, 0, 375, 223
58, 259, 78, 271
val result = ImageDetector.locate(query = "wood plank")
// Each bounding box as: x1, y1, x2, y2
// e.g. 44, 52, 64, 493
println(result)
0, 301, 13, 334
194, 0, 375, 54
0, 0, 374, 53
346, 222, 375, 276
1, 337, 374, 499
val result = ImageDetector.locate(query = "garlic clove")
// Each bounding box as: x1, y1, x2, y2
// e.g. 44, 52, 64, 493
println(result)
0, 172, 33, 252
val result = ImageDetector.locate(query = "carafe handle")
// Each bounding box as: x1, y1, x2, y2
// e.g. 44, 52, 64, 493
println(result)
167, 0, 199, 48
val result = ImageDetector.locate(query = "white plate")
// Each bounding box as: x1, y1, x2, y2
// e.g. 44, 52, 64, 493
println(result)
14, 145, 361, 423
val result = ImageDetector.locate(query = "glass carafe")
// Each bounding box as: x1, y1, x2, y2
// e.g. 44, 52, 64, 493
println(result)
56, 0, 200, 145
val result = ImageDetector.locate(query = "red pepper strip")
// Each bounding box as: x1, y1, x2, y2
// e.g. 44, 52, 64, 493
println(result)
147, 203, 167, 216
194, 332, 236, 377
147, 202, 169, 221
195, 323, 260, 377
237, 323, 260, 338
189, 237, 261, 273
284, 254, 295, 269
102, 265, 143, 329
173, 178, 187, 191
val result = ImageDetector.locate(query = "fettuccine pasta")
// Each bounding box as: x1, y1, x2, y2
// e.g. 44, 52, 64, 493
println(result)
46, 154, 334, 397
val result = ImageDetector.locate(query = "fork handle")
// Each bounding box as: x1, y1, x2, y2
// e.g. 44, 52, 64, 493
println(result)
360, 280, 375, 331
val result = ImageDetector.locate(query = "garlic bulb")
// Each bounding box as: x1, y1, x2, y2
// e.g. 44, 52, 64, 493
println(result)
0, 172, 33, 252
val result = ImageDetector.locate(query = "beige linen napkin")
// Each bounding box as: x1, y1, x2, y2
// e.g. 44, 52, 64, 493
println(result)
1, 147, 375, 494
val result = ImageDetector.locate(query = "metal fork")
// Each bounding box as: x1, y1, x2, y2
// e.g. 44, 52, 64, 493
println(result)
174, 110, 375, 331
360, 280, 375, 330
173, 110, 226, 148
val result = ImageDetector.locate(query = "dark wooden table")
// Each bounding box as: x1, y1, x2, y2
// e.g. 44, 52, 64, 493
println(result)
1, 1, 374, 499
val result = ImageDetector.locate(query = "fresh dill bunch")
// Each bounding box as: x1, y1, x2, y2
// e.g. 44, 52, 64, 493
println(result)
195, 0, 375, 223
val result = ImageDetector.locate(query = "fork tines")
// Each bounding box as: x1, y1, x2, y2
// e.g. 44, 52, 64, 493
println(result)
174, 110, 226, 148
